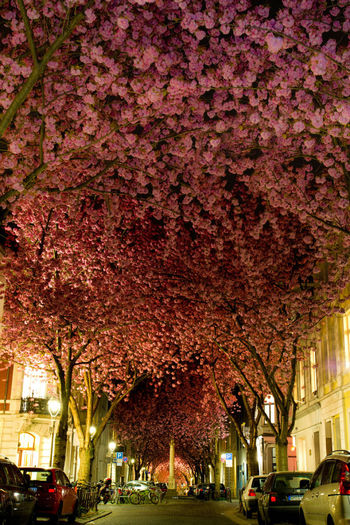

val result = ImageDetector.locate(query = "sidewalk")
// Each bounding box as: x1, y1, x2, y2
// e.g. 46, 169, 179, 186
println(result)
220, 500, 256, 525
75, 508, 112, 524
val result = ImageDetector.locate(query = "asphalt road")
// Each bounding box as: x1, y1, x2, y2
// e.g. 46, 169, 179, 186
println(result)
77, 498, 243, 525
75, 498, 299, 525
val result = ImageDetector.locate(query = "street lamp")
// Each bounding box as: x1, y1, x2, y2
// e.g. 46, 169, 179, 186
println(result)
89, 426, 97, 439
108, 441, 116, 481
48, 398, 61, 466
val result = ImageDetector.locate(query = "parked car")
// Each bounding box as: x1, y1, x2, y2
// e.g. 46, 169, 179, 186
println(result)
20, 467, 78, 524
195, 482, 226, 500
241, 475, 267, 518
208, 483, 227, 499
257, 470, 313, 525
186, 485, 196, 496
0, 456, 36, 525
124, 480, 160, 494
299, 449, 350, 525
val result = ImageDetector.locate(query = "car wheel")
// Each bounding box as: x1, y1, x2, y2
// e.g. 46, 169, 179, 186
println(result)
257, 509, 264, 525
27, 509, 36, 525
299, 510, 306, 525
67, 502, 78, 524
51, 502, 62, 524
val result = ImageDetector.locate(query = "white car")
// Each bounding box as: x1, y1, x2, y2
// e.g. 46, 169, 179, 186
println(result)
124, 480, 160, 493
241, 475, 267, 518
299, 450, 350, 525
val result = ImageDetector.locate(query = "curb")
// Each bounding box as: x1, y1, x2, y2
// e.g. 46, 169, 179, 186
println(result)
75, 510, 112, 524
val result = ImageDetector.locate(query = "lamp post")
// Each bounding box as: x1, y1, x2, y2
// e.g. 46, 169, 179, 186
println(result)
48, 398, 61, 466
130, 458, 135, 480
108, 441, 116, 482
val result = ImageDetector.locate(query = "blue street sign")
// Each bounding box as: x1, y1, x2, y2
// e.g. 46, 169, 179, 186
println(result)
226, 453, 232, 461
116, 452, 123, 459
123, 456, 128, 462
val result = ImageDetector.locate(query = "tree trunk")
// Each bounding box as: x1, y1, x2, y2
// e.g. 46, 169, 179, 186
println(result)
276, 437, 288, 471
78, 443, 95, 483
246, 445, 259, 477
53, 391, 69, 469
213, 456, 221, 500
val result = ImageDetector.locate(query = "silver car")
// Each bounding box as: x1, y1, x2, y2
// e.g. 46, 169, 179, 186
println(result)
300, 450, 350, 525
241, 475, 267, 518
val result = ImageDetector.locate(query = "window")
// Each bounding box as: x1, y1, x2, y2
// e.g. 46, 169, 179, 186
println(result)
310, 465, 323, 489
343, 312, 350, 368
321, 461, 335, 485
299, 361, 305, 401
264, 395, 275, 423
22, 367, 47, 399
334, 416, 341, 450
18, 432, 37, 467
310, 349, 318, 393
325, 420, 333, 455
331, 461, 344, 483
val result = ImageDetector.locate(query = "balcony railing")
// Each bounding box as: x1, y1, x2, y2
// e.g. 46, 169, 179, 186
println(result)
20, 397, 50, 415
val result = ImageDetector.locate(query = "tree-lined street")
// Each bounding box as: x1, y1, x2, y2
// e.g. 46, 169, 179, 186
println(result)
0, 0, 349, 521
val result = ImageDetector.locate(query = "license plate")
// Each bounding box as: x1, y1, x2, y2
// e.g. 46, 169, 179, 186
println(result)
288, 495, 302, 501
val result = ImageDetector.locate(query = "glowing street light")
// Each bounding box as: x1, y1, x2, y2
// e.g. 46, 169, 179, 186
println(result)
48, 398, 61, 466
89, 426, 97, 439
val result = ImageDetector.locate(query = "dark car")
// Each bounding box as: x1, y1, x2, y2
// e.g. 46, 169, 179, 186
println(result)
20, 467, 78, 523
186, 485, 196, 496
208, 483, 227, 499
257, 471, 313, 525
196, 482, 226, 500
0, 456, 36, 524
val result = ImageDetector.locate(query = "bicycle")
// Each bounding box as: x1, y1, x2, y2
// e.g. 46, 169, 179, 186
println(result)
139, 489, 160, 504
115, 486, 140, 504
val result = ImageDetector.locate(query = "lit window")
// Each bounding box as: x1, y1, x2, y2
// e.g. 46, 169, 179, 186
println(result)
310, 349, 318, 393
343, 312, 350, 368
22, 367, 47, 399
299, 361, 305, 401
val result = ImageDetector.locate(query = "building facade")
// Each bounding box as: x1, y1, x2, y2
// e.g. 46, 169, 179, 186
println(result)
0, 362, 111, 482
293, 310, 350, 471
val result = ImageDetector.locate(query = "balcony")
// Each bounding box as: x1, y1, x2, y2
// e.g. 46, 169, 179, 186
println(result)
20, 397, 50, 415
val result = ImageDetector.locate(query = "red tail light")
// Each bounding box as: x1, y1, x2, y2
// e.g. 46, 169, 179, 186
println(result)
269, 492, 278, 503
48, 486, 57, 493
248, 489, 256, 497
340, 464, 350, 495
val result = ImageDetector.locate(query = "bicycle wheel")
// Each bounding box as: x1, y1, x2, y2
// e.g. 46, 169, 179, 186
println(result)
130, 492, 140, 505
150, 493, 160, 504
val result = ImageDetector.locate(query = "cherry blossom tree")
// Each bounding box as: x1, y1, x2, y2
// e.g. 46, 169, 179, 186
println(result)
0, 0, 348, 254
114, 370, 228, 492
0, 194, 169, 471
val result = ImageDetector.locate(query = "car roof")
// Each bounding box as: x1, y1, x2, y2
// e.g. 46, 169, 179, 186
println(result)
324, 450, 350, 462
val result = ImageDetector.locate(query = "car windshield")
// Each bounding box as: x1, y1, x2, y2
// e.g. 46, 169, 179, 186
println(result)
22, 470, 53, 483
273, 473, 312, 492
